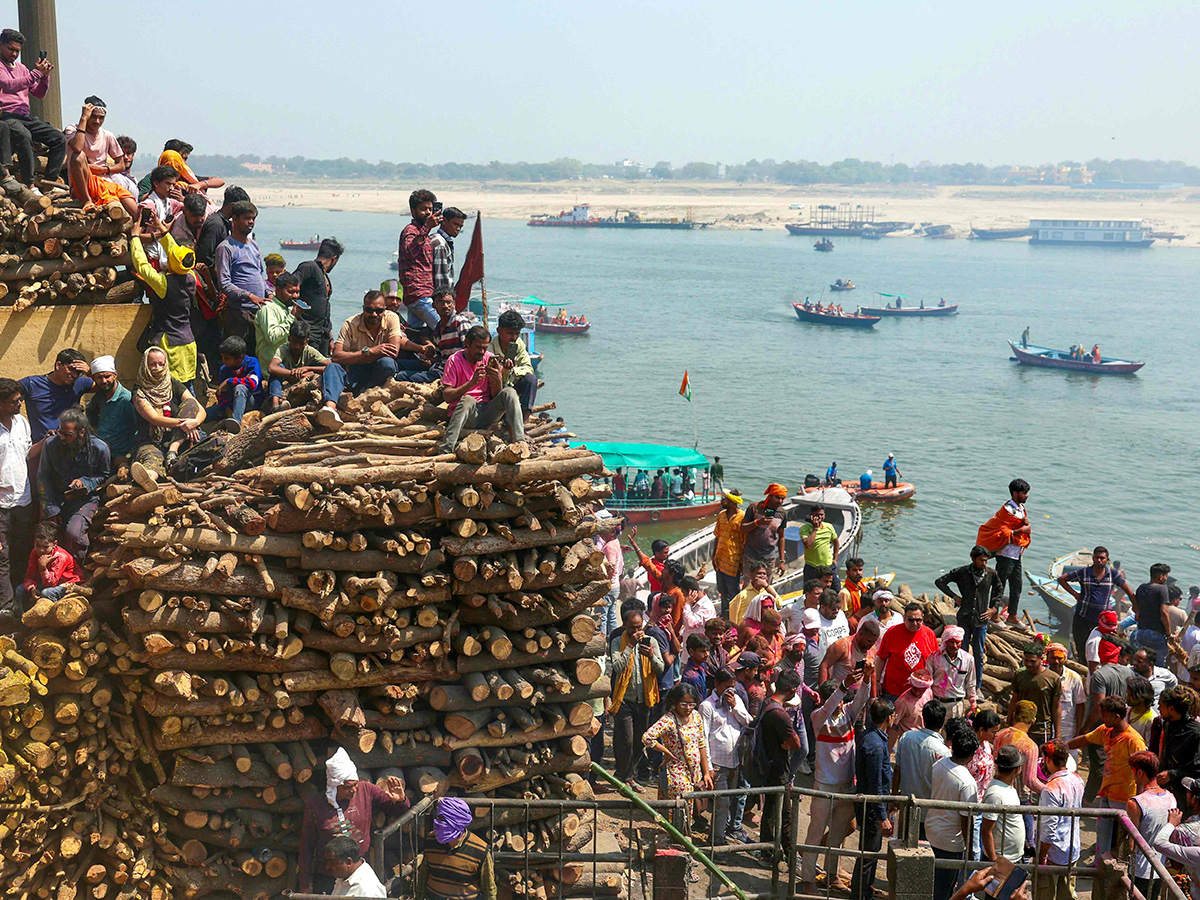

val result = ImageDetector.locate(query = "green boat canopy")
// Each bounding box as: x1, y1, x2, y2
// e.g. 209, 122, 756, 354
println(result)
523, 296, 571, 307
567, 442, 709, 470
876, 292, 908, 299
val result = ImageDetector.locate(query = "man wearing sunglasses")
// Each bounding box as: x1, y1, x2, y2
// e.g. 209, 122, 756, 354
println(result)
316, 290, 434, 431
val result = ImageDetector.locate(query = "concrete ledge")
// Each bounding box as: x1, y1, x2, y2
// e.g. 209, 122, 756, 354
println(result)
0, 302, 150, 384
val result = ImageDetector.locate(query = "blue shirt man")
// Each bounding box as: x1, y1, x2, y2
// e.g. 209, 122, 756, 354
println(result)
215, 235, 270, 315
882, 454, 899, 487
826, 462, 838, 484
859, 470, 873, 492
19, 356, 93, 444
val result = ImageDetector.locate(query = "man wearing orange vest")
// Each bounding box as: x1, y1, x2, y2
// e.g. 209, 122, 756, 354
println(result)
976, 479, 1031, 622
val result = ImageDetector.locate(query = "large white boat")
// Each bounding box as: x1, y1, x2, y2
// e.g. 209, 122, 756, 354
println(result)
1029, 218, 1154, 247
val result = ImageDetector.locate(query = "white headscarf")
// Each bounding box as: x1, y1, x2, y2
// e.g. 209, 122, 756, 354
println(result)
325, 747, 359, 819
743, 591, 775, 622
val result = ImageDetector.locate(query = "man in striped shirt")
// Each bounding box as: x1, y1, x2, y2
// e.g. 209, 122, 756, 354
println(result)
433, 290, 472, 365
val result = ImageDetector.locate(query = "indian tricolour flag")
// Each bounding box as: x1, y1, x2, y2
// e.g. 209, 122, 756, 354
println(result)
678, 371, 691, 402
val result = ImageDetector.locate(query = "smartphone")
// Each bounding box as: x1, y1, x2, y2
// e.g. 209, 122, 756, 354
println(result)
985, 858, 1028, 900
139, 208, 152, 227
164, 213, 175, 225
38, 51, 47, 61
854, 659, 866, 673
432, 201, 443, 214
640, 637, 652, 648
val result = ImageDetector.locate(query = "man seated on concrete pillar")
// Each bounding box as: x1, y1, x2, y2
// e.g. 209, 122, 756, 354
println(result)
439, 325, 525, 455
316, 289, 432, 431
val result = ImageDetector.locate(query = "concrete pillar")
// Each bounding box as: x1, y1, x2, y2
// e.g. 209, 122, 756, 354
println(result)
651, 844, 688, 900
1096, 856, 1130, 900
17, 0, 61, 128
889, 838, 935, 900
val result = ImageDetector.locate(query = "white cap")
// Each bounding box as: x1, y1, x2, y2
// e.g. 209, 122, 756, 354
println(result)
802, 609, 821, 629
865, 469, 873, 476
888, 453, 894, 458
90, 355, 116, 375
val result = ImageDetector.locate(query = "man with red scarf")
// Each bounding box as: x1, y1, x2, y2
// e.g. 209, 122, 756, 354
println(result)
975, 478, 1031, 622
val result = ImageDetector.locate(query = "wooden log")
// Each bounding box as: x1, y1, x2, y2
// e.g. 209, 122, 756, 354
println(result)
440, 520, 610, 557
280, 660, 442, 693
140, 691, 315, 718
152, 716, 327, 750
248, 452, 603, 489
137, 647, 327, 672
170, 757, 278, 788
123, 604, 271, 635
298, 546, 446, 573
0, 248, 131, 282
448, 752, 589, 792
457, 579, 611, 630
121, 557, 298, 598
458, 630, 605, 676
213, 407, 315, 475
429, 678, 608, 712
443, 718, 596, 751
111, 523, 303, 558
346, 743, 453, 770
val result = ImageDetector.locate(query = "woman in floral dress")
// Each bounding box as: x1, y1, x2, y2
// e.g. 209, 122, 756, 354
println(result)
643, 684, 714, 809
968, 708, 1003, 859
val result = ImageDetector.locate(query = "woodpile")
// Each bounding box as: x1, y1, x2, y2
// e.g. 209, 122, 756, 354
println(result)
68, 377, 615, 898
0, 193, 142, 311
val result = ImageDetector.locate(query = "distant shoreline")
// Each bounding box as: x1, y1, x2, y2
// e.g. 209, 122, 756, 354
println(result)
249, 179, 1200, 247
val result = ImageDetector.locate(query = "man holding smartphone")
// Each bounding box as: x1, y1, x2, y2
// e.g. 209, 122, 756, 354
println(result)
0, 29, 64, 195
398, 189, 442, 330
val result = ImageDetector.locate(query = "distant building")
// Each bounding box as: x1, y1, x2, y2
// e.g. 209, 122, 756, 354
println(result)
1029, 217, 1153, 247
1073, 180, 1185, 190
1005, 164, 1091, 185
617, 158, 644, 174
241, 163, 275, 174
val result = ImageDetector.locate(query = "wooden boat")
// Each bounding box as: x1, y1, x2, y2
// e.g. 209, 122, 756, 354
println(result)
814, 238, 834, 252
860, 229, 883, 241
1009, 341, 1145, 375
577, 442, 718, 525
661, 487, 863, 598
535, 320, 590, 335
1026, 550, 1092, 622
970, 226, 1033, 240
860, 303, 959, 317
792, 303, 879, 328
830, 280, 856, 292
279, 236, 322, 250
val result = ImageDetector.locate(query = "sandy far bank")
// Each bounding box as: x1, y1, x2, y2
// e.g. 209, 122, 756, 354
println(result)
250, 180, 1200, 247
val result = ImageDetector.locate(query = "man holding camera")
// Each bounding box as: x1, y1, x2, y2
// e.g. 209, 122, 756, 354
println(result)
398, 189, 442, 330
0, 29, 64, 195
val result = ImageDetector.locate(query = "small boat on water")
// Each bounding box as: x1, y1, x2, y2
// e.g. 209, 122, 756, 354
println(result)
1026, 550, 1093, 622
535, 319, 590, 335
861, 294, 959, 317
843, 481, 915, 502
792, 303, 880, 328
1009, 341, 1145, 375
970, 226, 1033, 241
280, 235, 322, 251
860, 229, 883, 241
830, 279, 856, 292
922, 224, 955, 239
814, 238, 834, 252
661, 488, 863, 598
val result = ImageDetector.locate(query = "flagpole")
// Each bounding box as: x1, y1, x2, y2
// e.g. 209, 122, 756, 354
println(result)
478, 211, 488, 325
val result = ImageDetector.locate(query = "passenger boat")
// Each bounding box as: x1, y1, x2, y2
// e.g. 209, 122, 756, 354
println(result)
534, 319, 590, 335
662, 487, 863, 598
1009, 341, 1145, 375
792, 303, 880, 328
1026, 550, 1092, 622
814, 238, 834, 252
572, 443, 719, 525
839, 481, 915, 502
279, 235, 322, 250
830, 280, 856, 292
861, 294, 959, 317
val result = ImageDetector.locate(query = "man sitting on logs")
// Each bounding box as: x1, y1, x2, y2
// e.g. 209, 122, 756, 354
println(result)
266, 319, 328, 413
65, 102, 136, 219
83, 355, 137, 468
316, 290, 434, 431
433, 287, 473, 367
130, 209, 199, 386
37, 407, 110, 565
438, 325, 526, 455
62, 94, 129, 189
0, 28, 64, 197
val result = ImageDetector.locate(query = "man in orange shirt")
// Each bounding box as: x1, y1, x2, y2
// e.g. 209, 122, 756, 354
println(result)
711, 491, 745, 617
1067, 695, 1146, 854
627, 525, 669, 593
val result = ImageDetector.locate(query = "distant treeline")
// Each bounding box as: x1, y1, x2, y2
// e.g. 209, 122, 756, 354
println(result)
185, 154, 1200, 186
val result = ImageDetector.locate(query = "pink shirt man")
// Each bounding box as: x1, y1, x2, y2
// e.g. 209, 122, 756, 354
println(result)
442, 348, 494, 413
0, 59, 47, 115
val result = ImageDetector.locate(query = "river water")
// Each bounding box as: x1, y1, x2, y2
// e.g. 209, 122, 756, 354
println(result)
259, 206, 1200, 623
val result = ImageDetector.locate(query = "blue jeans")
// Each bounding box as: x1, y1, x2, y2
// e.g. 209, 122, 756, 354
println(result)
994, 555, 1023, 617
392, 356, 439, 383
321, 357, 398, 402
1096, 796, 1117, 853
1136, 628, 1169, 662
512, 370, 538, 413
206, 382, 258, 423
404, 296, 439, 330
15, 583, 68, 610
600, 588, 620, 638
961, 620, 988, 689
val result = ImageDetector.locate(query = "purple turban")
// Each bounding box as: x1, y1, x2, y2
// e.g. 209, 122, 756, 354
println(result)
433, 796, 473, 845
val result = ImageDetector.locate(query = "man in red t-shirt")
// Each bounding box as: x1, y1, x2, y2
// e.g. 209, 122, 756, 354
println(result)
876, 601, 939, 700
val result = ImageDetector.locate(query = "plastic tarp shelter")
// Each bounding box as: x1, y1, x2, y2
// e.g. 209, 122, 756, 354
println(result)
566, 442, 709, 471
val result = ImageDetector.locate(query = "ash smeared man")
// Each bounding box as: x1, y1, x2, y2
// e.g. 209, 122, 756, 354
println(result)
417, 796, 497, 900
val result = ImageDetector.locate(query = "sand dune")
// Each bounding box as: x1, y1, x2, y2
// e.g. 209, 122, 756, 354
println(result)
251, 180, 1200, 246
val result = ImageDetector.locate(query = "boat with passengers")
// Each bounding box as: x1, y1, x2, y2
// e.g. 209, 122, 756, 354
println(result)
792, 301, 880, 328
1008, 340, 1144, 374
572, 442, 719, 525
860, 292, 959, 317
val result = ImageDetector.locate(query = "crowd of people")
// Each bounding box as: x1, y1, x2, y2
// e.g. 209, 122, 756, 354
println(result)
588, 475, 1200, 900
612, 464, 712, 505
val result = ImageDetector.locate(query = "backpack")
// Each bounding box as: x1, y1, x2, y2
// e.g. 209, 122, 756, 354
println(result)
738, 698, 783, 787
804, 473, 822, 489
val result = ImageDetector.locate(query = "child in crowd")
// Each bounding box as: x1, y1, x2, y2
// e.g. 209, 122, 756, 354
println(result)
207, 336, 262, 423
14, 521, 83, 612
263, 253, 286, 290
267, 320, 329, 412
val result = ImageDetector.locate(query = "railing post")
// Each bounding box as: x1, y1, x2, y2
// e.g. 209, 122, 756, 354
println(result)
786, 786, 800, 900
904, 794, 919, 847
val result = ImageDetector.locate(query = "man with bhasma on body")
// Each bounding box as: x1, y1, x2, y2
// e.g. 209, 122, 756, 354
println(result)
416, 796, 497, 900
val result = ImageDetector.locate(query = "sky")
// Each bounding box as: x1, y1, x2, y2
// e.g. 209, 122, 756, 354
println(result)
33, 0, 1200, 167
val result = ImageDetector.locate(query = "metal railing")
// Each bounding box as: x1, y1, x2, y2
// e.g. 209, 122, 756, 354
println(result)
363, 781, 1185, 900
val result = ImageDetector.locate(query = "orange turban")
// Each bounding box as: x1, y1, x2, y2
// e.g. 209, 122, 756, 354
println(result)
1046, 642, 1067, 661
764, 483, 788, 498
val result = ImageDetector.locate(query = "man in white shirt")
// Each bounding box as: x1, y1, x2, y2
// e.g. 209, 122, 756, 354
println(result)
926, 725, 982, 900
981, 745, 1026, 864
699, 668, 751, 844
800, 667, 870, 891
326, 834, 388, 897
0, 378, 33, 622
1132, 647, 1178, 705
1085, 610, 1119, 676
994, 478, 1029, 622
893, 699, 950, 838
816, 588, 850, 656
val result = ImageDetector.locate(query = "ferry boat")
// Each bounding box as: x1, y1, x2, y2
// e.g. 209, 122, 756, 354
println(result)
527, 204, 698, 230
1029, 218, 1155, 247
280, 235, 322, 250
575, 443, 720, 525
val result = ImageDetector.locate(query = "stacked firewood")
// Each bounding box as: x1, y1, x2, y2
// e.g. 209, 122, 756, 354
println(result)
0, 193, 141, 311
0, 586, 170, 900
80, 378, 613, 899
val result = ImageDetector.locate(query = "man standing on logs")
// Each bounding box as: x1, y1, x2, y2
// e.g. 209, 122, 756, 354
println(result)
0, 29, 64, 196
398, 188, 441, 330
214, 200, 271, 357
0, 378, 32, 618
438, 326, 526, 454
37, 408, 110, 565
297, 237, 343, 357
317, 290, 434, 431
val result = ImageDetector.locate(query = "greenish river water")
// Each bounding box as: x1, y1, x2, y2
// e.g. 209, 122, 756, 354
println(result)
260, 207, 1200, 623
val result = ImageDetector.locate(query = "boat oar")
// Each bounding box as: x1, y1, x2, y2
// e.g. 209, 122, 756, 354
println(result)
589, 762, 749, 900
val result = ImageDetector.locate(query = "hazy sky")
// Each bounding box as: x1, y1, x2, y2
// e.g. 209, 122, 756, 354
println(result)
40, 0, 1200, 166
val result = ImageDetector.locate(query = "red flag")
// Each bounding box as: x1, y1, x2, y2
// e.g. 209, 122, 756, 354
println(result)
454, 212, 484, 312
